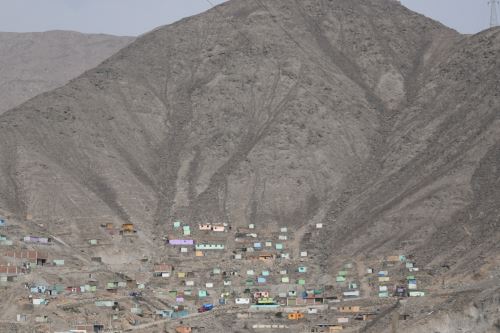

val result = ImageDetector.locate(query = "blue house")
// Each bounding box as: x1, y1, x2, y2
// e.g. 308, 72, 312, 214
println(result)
0, 218, 6, 227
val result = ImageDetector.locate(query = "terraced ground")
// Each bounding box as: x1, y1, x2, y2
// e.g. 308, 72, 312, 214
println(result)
0, 0, 499, 332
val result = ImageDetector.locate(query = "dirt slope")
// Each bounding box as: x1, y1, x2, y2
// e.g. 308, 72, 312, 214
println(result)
0, 30, 133, 114
0, 1, 498, 330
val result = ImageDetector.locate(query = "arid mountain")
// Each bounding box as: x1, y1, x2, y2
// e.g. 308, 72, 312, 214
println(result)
0, 0, 498, 331
0, 30, 133, 114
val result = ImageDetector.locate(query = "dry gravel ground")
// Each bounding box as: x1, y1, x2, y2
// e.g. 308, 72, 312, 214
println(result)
0, 31, 133, 114
0, 0, 499, 331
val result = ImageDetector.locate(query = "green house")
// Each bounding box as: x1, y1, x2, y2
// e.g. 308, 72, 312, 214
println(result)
338, 271, 348, 276
275, 243, 284, 250
213, 268, 221, 274
53, 259, 65, 266
198, 290, 207, 298
246, 279, 254, 286
169, 290, 178, 297
336, 276, 346, 283
379, 291, 389, 298
183, 226, 191, 236
349, 282, 358, 289
173, 221, 181, 228
297, 279, 306, 285
407, 275, 416, 281
262, 271, 270, 276
298, 266, 307, 273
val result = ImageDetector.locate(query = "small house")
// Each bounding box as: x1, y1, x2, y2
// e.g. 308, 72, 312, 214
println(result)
235, 298, 250, 304
343, 290, 360, 298
280, 227, 288, 233
336, 276, 346, 283
182, 226, 191, 236
33, 299, 48, 306
169, 239, 194, 246
212, 225, 225, 232
173, 221, 181, 228
288, 312, 305, 320
262, 270, 270, 276
195, 250, 204, 257
257, 277, 266, 284
300, 251, 308, 257
23, 236, 51, 244
198, 290, 207, 298
153, 264, 172, 277
223, 280, 231, 286
53, 259, 64, 266
339, 306, 361, 313
88, 239, 98, 245
298, 266, 307, 273
199, 224, 212, 231
121, 223, 136, 233
298, 279, 306, 285
185, 280, 194, 286
259, 253, 274, 261
95, 300, 117, 308
176, 326, 192, 333
247, 270, 255, 276
409, 291, 425, 297
253, 242, 262, 249
275, 243, 284, 250
5, 250, 47, 265
316, 223, 323, 229
254, 291, 269, 298
279, 235, 288, 240
180, 247, 188, 253
206, 282, 214, 288
378, 277, 390, 282
0, 218, 6, 226
386, 255, 401, 262
195, 244, 225, 250
282, 277, 290, 283
234, 254, 242, 260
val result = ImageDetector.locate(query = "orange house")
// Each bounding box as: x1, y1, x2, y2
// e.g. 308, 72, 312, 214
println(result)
175, 326, 192, 333
288, 312, 305, 320
121, 224, 136, 233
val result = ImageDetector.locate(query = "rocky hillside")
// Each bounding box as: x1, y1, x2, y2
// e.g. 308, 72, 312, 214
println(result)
0, 30, 133, 114
0, 0, 498, 330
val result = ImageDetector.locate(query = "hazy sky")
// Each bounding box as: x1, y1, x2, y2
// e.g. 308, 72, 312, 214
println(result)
0, 0, 493, 36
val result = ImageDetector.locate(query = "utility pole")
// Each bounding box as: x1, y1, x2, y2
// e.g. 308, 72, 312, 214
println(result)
490, 0, 499, 27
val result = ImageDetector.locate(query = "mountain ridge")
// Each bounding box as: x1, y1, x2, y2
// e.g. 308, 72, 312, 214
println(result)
0, 1, 498, 331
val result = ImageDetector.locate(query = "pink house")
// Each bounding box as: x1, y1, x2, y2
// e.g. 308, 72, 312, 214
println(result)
212, 225, 225, 232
